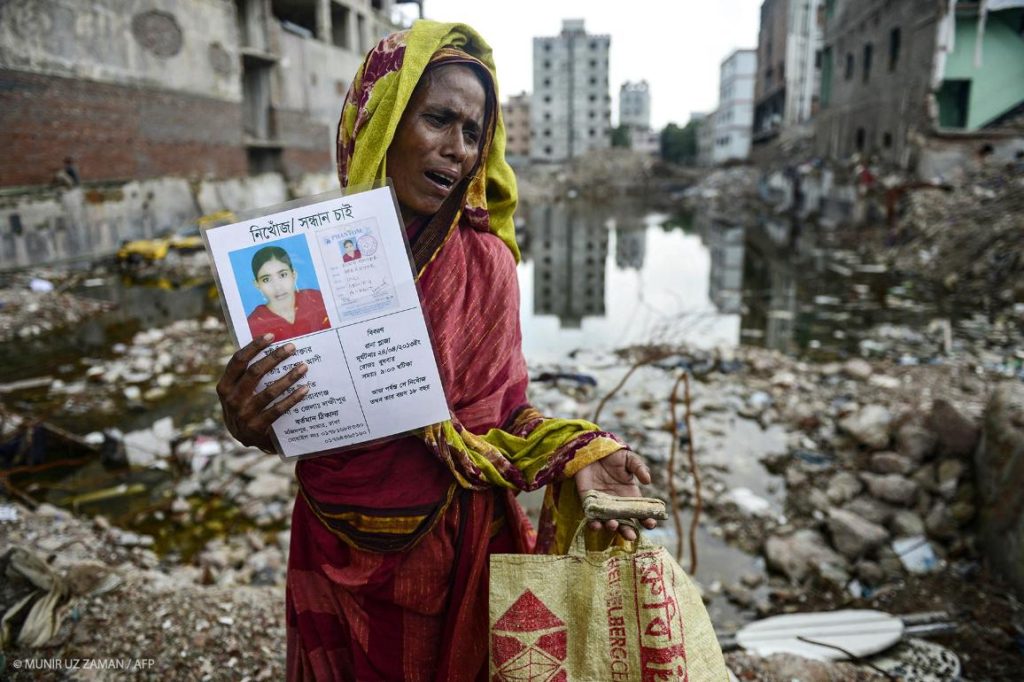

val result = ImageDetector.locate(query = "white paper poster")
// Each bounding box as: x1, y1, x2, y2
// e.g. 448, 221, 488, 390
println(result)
203, 187, 450, 459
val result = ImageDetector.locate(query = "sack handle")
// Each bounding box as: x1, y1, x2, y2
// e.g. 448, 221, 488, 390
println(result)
569, 519, 649, 558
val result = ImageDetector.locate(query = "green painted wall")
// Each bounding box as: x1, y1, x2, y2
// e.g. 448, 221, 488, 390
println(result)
942, 10, 1024, 129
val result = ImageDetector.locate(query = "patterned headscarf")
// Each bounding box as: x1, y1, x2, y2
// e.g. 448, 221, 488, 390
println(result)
336, 20, 520, 261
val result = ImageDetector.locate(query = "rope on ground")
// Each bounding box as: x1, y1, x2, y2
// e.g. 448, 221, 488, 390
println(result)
682, 372, 701, 575
669, 371, 703, 574
668, 372, 686, 563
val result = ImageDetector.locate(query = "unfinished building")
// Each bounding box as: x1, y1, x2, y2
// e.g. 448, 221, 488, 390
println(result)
0, 0, 404, 188
815, 0, 1024, 173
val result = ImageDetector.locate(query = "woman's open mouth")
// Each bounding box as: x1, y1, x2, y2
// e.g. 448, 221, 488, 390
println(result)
425, 170, 457, 191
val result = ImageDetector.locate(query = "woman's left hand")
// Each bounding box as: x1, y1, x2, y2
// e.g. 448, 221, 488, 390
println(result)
574, 449, 658, 541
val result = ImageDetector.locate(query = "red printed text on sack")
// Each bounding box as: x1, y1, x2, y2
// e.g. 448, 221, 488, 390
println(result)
606, 560, 630, 680
635, 556, 688, 681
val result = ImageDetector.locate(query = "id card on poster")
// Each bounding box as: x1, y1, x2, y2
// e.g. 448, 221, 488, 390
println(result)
202, 185, 450, 459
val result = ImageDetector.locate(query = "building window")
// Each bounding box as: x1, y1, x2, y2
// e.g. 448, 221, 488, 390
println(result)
883, 132, 893, 148
855, 127, 866, 151
544, 145, 552, 155
544, 42, 551, 52
590, 59, 596, 67
589, 128, 595, 137
543, 128, 551, 137
543, 60, 551, 69
937, 80, 971, 128
543, 78, 550, 87
589, 94, 596, 102
543, 95, 551, 103
889, 28, 901, 71
862, 43, 873, 82
589, 76, 596, 85
845, 52, 854, 80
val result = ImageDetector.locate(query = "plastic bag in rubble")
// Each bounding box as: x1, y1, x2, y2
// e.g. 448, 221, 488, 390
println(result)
489, 524, 728, 681
1, 547, 120, 648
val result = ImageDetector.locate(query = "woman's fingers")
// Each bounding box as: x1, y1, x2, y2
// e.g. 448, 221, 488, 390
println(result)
252, 383, 310, 432
217, 334, 274, 399
626, 452, 652, 484
240, 342, 298, 395
252, 362, 308, 411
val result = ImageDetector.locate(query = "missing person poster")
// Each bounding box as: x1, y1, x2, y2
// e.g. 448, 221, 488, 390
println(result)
203, 186, 450, 459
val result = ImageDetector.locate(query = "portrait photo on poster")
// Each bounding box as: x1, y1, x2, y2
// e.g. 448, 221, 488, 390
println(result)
228, 233, 332, 344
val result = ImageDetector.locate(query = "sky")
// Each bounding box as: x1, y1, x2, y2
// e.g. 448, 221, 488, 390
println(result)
395, 0, 763, 129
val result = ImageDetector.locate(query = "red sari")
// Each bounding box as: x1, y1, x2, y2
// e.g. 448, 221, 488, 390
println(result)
284, 25, 628, 682
287, 223, 534, 681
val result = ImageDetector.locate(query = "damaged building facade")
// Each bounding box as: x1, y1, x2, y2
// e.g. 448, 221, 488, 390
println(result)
0, 0, 404, 188
752, 0, 823, 150
815, 0, 1024, 175
0, 0, 405, 268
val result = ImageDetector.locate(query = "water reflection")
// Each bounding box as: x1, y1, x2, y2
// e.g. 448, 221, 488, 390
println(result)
699, 208, 943, 359
528, 203, 608, 329
516, 201, 740, 362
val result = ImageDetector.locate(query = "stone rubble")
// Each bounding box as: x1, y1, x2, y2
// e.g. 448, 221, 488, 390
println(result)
1, 292, 1022, 677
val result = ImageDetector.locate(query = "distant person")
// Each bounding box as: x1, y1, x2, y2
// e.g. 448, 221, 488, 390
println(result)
246, 245, 330, 342
341, 238, 362, 262
63, 157, 80, 185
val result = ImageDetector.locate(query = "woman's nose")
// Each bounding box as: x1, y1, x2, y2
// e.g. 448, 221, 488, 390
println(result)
443, 129, 468, 162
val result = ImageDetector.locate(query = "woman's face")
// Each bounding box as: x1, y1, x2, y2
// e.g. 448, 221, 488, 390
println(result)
255, 257, 297, 312
344, 241, 356, 255
386, 64, 487, 224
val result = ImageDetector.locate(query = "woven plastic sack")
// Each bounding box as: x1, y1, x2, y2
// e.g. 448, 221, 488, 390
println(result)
489, 526, 728, 681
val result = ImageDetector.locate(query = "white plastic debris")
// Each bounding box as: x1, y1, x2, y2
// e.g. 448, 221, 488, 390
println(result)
722, 487, 774, 517
0, 504, 19, 522
893, 536, 941, 574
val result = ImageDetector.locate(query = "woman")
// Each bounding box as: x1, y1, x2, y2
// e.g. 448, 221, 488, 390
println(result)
341, 239, 362, 262
246, 245, 330, 342
217, 21, 656, 681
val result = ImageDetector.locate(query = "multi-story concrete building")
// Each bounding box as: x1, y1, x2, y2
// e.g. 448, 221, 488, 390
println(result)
0, 0, 403, 188
713, 49, 757, 162
502, 91, 531, 163
752, 0, 823, 143
619, 80, 651, 129
531, 19, 611, 162
815, 0, 1024, 170
696, 110, 717, 166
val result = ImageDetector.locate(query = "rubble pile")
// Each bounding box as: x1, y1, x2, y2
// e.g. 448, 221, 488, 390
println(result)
680, 165, 760, 221
528, 344, 1023, 678
1, 503, 284, 680
3, 326, 1022, 675
885, 161, 1024, 313
516, 149, 677, 203
0, 283, 114, 343
46, 317, 229, 417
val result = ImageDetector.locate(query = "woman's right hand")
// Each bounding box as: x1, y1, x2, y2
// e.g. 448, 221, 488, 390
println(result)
216, 334, 309, 453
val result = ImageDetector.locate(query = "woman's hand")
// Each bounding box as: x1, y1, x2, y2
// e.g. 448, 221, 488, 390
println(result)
216, 334, 309, 453
574, 449, 657, 541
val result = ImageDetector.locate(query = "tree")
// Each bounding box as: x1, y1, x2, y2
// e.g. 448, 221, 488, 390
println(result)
660, 121, 699, 165
611, 124, 631, 148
